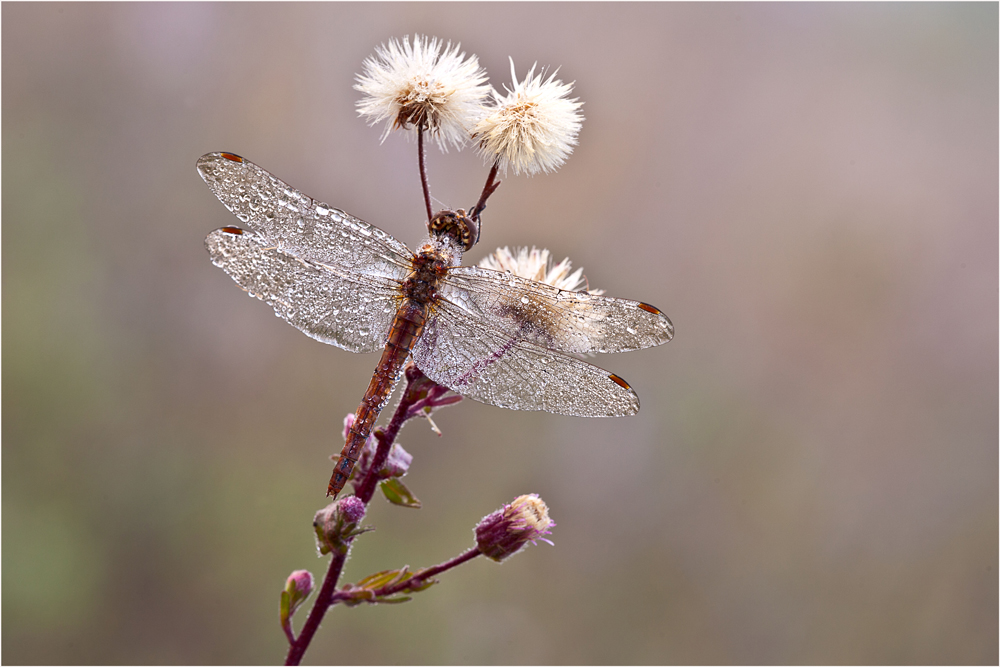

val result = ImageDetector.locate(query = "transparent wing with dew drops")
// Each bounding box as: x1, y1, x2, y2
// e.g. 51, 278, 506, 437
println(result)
412, 298, 641, 417
205, 228, 402, 353
437, 266, 673, 355
197, 152, 415, 281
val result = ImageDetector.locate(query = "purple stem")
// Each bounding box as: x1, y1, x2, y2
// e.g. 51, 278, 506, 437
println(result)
418, 126, 433, 223
285, 369, 446, 664
470, 160, 501, 223
284, 551, 348, 666
332, 547, 481, 603
354, 375, 425, 503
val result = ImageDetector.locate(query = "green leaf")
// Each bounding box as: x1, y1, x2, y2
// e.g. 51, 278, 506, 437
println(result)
339, 565, 440, 607
380, 478, 421, 508
279, 590, 291, 625
355, 567, 410, 590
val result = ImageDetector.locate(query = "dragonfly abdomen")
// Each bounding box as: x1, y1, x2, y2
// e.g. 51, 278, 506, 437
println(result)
327, 300, 429, 497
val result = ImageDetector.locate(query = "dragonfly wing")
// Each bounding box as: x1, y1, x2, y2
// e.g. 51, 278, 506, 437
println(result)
206, 227, 401, 353
411, 299, 640, 417
438, 266, 673, 355
198, 152, 414, 281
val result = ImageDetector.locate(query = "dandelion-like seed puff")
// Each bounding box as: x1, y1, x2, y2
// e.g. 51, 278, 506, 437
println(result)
480, 246, 604, 294
474, 59, 584, 176
355, 35, 490, 151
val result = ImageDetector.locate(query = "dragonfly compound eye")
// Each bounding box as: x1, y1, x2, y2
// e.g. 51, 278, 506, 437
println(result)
428, 209, 478, 251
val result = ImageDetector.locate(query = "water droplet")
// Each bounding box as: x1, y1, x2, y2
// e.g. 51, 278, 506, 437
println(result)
521, 296, 530, 304
316, 205, 329, 215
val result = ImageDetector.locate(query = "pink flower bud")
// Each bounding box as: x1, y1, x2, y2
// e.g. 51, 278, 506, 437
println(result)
280, 569, 314, 642
314, 496, 367, 555
284, 570, 314, 611
475, 494, 555, 562
382, 442, 413, 478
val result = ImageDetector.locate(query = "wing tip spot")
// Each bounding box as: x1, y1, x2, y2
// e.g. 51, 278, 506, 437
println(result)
638, 302, 661, 314
220, 152, 244, 163
220, 226, 244, 235
608, 373, 631, 390
639, 301, 674, 339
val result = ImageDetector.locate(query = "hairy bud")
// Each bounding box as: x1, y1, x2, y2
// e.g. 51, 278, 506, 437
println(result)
314, 496, 368, 556
475, 494, 555, 562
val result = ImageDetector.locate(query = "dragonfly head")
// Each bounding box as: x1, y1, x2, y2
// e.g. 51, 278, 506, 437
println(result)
428, 209, 479, 251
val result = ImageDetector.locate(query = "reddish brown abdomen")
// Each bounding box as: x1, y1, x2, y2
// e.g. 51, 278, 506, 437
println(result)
327, 301, 427, 496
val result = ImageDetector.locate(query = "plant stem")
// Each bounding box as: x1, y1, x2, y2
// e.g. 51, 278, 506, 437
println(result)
418, 126, 433, 223
284, 551, 348, 666
285, 370, 429, 664
470, 160, 501, 223
334, 547, 481, 603
354, 373, 423, 504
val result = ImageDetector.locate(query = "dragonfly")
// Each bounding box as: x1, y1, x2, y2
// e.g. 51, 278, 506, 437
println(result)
198, 152, 674, 497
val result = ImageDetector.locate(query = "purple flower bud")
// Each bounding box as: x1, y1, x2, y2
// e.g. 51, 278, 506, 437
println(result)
284, 570, 314, 611
338, 496, 366, 524
475, 494, 555, 562
314, 496, 367, 556
382, 442, 413, 478
280, 569, 314, 642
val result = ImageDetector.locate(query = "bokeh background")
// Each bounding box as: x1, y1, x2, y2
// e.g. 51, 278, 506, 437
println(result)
3, 3, 996, 664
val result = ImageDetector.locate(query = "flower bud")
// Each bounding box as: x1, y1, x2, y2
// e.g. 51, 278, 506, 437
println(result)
475, 494, 554, 562
382, 441, 413, 478
280, 570, 314, 642
314, 496, 367, 556
283, 570, 314, 615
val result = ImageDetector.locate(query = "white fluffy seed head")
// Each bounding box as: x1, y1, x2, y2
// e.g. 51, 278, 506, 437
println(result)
479, 246, 603, 294
355, 35, 491, 152
473, 59, 584, 176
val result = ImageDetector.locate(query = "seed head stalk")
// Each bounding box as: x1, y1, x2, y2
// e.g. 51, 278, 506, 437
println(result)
470, 159, 501, 224
417, 125, 433, 224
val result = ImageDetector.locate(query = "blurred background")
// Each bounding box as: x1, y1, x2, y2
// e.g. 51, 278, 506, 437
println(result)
3, 3, 996, 664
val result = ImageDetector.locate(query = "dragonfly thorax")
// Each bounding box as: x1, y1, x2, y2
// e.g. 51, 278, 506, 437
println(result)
402, 249, 451, 303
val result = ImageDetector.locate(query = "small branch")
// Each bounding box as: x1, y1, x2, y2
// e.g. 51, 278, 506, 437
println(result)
284, 551, 348, 666
418, 126, 433, 223
409, 546, 481, 583
332, 547, 482, 604
470, 160, 501, 223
